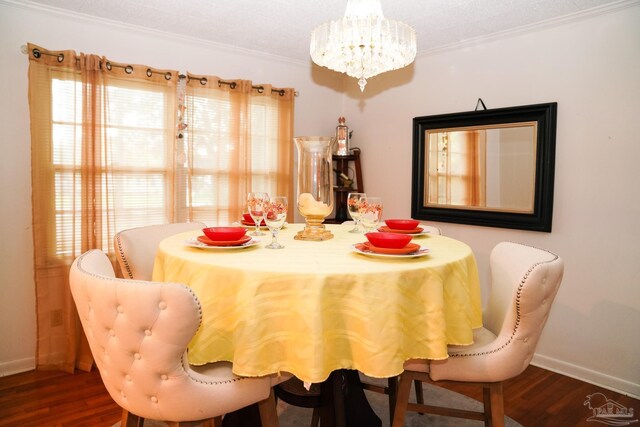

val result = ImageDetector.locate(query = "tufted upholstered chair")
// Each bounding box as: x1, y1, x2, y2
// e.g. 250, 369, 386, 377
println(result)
391, 241, 564, 427
359, 223, 442, 422
70, 249, 289, 427
114, 222, 205, 280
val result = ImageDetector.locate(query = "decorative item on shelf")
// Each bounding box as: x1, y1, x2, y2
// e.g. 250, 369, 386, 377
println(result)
334, 168, 353, 188
294, 136, 336, 241
329, 148, 364, 224
335, 116, 350, 156
310, 0, 417, 92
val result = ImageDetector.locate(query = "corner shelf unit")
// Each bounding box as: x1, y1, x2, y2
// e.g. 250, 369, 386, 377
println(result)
328, 152, 363, 224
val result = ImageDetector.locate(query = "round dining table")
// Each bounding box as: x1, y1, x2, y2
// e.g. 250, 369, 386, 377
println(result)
152, 222, 483, 384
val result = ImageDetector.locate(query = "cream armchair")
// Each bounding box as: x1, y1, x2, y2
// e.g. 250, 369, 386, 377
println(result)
114, 222, 205, 280
392, 241, 564, 427
70, 249, 289, 427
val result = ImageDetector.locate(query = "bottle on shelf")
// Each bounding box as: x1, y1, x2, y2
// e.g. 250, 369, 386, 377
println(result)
335, 117, 349, 156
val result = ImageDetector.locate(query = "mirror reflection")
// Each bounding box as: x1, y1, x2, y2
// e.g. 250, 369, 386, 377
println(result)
425, 122, 537, 213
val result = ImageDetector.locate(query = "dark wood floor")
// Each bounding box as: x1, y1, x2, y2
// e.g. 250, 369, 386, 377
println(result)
0, 365, 637, 426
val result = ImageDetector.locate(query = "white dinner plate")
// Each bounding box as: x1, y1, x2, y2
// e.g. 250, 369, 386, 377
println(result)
184, 237, 261, 250
351, 244, 430, 259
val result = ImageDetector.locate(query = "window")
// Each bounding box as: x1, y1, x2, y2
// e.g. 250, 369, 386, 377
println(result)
45, 74, 294, 258
183, 79, 294, 226
51, 77, 174, 256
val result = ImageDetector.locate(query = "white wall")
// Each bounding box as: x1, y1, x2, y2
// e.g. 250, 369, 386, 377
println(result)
0, 0, 342, 376
1, 0, 638, 398
341, 5, 640, 396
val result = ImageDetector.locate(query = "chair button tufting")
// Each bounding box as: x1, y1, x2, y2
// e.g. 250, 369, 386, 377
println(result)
134, 353, 141, 360
523, 337, 529, 343
151, 396, 158, 403
161, 374, 168, 381
144, 329, 152, 336
126, 374, 132, 381
159, 301, 167, 310
542, 277, 547, 283
109, 329, 115, 337
117, 305, 124, 313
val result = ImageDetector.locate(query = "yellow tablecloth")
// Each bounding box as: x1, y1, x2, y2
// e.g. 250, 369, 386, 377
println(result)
152, 223, 482, 383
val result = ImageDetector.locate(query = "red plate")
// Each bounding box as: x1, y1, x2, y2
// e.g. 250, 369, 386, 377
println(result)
197, 235, 252, 246
378, 226, 424, 234
358, 242, 421, 255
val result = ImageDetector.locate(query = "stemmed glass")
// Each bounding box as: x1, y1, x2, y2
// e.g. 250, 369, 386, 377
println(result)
264, 196, 288, 249
247, 192, 269, 236
358, 196, 383, 233
346, 192, 366, 233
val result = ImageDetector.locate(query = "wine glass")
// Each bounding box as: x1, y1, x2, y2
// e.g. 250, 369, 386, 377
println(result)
346, 192, 366, 233
358, 196, 383, 233
264, 196, 288, 249
247, 192, 269, 236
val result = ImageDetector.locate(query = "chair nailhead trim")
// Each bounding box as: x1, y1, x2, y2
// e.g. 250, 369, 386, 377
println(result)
114, 232, 135, 279
182, 354, 244, 385
450, 242, 559, 359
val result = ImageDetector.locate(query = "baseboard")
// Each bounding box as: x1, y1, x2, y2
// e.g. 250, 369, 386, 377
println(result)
0, 357, 36, 377
531, 354, 640, 399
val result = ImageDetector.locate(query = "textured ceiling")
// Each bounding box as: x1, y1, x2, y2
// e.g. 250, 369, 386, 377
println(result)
25, 0, 628, 61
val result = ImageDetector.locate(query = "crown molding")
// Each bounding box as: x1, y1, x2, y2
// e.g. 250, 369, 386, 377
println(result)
416, 0, 640, 57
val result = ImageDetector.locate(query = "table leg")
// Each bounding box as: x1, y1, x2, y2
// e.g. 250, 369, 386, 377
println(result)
341, 370, 381, 427
319, 372, 340, 427
221, 404, 261, 426
222, 370, 381, 427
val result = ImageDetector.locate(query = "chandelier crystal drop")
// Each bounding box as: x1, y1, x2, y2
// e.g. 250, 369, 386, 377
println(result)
310, 0, 417, 92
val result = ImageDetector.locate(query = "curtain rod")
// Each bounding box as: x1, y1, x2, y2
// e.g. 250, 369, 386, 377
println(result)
22, 45, 299, 97
179, 74, 298, 97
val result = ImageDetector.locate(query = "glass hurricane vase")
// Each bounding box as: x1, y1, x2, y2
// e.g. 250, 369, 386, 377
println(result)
294, 136, 336, 241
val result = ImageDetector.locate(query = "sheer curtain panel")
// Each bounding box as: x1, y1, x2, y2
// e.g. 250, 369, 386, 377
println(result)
27, 44, 296, 372
181, 74, 295, 224
28, 43, 179, 372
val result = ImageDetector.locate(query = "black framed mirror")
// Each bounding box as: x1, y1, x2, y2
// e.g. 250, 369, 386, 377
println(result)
411, 102, 557, 232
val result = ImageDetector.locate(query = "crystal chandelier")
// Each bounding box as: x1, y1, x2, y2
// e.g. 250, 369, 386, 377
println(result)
310, 0, 417, 92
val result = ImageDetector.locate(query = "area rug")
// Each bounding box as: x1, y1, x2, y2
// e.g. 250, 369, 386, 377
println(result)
113, 378, 522, 426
